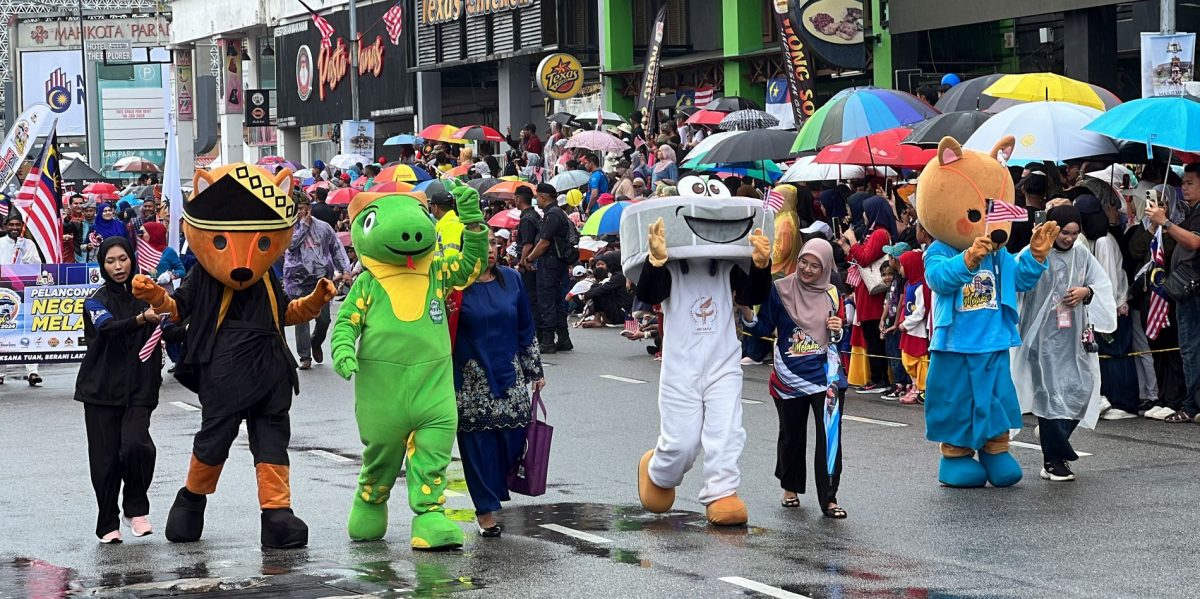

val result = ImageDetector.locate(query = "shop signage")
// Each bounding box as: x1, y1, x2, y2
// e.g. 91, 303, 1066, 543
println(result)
296, 45, 314, 102
175, 50, 193, 121
246, 88, 271, 127
421, 0, 535, 25
636, 5, 667, 129
536, 53, 583, 100
220, 39, 243, 115
17, 16, 170, 50
772, 0, 817, 124
316, 36, 385, 101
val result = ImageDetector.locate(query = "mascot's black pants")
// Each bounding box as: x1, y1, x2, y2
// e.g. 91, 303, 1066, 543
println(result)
193, 383, 291, 468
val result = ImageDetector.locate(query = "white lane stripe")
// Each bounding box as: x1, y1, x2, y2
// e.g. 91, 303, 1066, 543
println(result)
307, 449, 354, 463
1010, 440, 1092, 457
169, 401, 200, 412
843, 415, 908, 427
444, 489, 464, 497
719, 577, 813, 599
538, 523, 612, 544
599, 374, 646, 384
742, 399, 764, 405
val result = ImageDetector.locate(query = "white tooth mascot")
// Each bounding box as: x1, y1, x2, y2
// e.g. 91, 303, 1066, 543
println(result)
621, 176, 773, 525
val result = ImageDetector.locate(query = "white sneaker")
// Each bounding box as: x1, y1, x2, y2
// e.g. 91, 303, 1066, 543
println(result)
739, 357, 761, 366
1101, 408, 1138, 421
1146, 406, 1174, 420
1098, 397, 1112, 415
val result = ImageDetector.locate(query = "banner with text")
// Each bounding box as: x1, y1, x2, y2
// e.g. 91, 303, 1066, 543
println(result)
0, 263, 99, 363
1141, 32, 1196, 98
771, 0, 817, 126
637, 4, 668, 132
20, 50, 86, 136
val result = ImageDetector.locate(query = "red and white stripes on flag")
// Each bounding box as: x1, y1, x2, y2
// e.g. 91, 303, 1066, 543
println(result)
985, 199, 1028, 224
383, 2, 404, 46
845, 263, 862, 288
136, 236, 162, 276
13, 127, 62, 263
1146, 228, 1170, 340
624, 314, 639, 334
138, 323, 163, 362
313, 13, 336, 49
763, 188, 786, 213
695, 86, 715, 107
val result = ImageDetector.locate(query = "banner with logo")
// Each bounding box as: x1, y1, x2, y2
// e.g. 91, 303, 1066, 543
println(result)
0, 104, 55, 194
637, 3, 668, 130
20, 50, 86, 136
1141, 32, 1196, 98
771, 1, 817, 125
0, 263, 99, 363
220, 39, 244, 115
765, 77, 794, 129
246, 88, 272, 127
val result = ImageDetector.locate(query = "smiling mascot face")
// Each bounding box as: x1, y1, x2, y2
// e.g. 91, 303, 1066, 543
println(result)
619, 176, 773, 280
348, 192, 436, 267
915, 135, 1017, 252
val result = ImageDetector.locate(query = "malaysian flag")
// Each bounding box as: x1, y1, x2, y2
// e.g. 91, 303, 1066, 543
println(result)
137, 236, 162, 275
695, 85, 715, 108
312, 13, 336, 49
138, 322, 163, 362
764, 188, 786, 213
845, 263, 862, 288
13, 126, 62, 263
383, 2, 403, 46
1146, 228, 1171, 340
985, 199, 1028, 224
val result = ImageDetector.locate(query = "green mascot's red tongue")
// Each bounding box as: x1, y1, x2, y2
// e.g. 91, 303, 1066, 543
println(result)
407, 255, 415, 269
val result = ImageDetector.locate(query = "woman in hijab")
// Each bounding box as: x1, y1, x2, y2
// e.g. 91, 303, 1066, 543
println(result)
1012, 205, 1116, 482
75, 237, 169, 543
839, 195, 896, 392
93, 203, 127, 240
651, 145, 678, 186
137, 222, 186, 285
739, 239, 848, 518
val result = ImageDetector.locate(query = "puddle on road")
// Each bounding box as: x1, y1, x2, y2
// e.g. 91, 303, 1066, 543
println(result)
0, 557, 73, 598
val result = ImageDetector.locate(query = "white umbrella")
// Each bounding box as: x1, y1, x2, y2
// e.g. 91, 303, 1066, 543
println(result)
328, 153, 372, 170
963, 101, 1119, 162
292, 168, 314, 180
548, 169, 590, 191
1085, 164, 1136, 188
779, 156, 897, 183
565, 130, 630, 153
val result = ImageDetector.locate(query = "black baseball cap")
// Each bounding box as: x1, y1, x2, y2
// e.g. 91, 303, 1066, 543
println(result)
536, 183, 557, 196
425, 181, 453, 206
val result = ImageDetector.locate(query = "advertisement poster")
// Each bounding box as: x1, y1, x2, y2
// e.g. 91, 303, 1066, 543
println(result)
0, 104, 54, 193
246, 88, 272, 127
796, 0, 866, 69
19, 50, 86, 136
341, 120, 375, 155
771, 0, 818, 125
1141, 32, 1196, 98
636, 4, 668, 130
175, 50, 194, 121
98, 64, 165, 178
221, 39, 244, 114
0, 263, 99, 364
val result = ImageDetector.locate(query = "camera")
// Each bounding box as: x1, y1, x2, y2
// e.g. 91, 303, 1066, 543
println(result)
1081, 324, 1099, 354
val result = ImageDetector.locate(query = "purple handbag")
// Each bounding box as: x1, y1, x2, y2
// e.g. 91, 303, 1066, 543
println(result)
507, 391, 552, 496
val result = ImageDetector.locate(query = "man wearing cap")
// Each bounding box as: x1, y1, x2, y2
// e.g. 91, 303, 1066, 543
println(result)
524, 183, 575, 353
506, 123, 543, 156
514, 186, 541, 316
285, 197, 351, 369
429, 183, 464, 261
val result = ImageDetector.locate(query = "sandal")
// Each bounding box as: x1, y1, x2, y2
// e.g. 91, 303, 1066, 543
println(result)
780, 495, 800, 508
1165, 410, 1194, 423
822, 504, 847, 519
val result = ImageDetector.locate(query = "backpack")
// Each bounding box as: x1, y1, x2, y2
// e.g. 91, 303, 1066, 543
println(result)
555, 210, 581, 264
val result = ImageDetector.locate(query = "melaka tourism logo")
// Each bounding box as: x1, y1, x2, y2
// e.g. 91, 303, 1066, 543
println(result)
536, 53, 583, 101
44, 68, 72, 113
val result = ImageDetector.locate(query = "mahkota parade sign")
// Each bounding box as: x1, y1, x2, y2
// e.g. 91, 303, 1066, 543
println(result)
0, 263, 100, 363
274, 3, 414, 128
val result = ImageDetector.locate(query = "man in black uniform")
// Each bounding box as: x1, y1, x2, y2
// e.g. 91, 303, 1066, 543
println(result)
523, 183, 574, 354
514, 186, 541, 317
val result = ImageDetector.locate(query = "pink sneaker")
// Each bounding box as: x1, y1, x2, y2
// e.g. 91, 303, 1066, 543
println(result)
899, 386, 921, 405
126, 516, 153, 537
99, 530, 122, 544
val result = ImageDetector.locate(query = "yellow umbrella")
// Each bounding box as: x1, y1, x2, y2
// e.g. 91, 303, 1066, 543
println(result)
982, 73, 1105, 111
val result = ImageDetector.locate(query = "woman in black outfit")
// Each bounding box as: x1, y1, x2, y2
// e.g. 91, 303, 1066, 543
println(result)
76, 237, 178, 543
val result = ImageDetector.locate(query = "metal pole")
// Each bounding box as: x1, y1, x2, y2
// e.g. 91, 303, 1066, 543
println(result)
78, 0, 92, 163
1162, 0, 1175, 34
348, 0, 360, 122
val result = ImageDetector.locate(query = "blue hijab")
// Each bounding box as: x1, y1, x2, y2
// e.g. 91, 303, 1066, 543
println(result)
93, 203, 127, 239
863, 195, 897, 238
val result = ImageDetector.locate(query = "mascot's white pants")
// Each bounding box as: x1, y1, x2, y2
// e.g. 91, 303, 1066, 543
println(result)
648, 263, 746, 505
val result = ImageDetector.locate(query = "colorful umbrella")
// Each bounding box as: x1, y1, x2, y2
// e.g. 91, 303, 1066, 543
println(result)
720, 109, 780, 131
686, 110, 728, 126
441, 164, 472, 178
352, 176, 368, 190
792, 88, 939, 152
580, 200, 631, 236
483, 180, 535, 200
257, 156, 303, 170
688, 161, 783, 183
1083, 96, 1200, 153
548, 169, 590, 191
452, 125, 505, 142
704, 96, 760, 111
901, 111, 993, 149
383, 134, 420, 146
369, 181, 415, 193
304, 181, 331, 193
82, 182, 117, 194
565, 130, 630, 153
327, 188, 360, 206
823, 346, 842, 476
488, 208, 521, 229
680, 131, 742, 166
419, 124, 467, 144
816, 127, 935, 168
378, 163, 433, 183
964, 101, 1118, 162
981, 73, 1105, 111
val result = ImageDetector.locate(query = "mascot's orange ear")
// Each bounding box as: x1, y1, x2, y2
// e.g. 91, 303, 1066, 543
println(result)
272, 168, 294, 196
937, 136, 963, 166
193, 169, 216, 198
990, 135, 1016, 164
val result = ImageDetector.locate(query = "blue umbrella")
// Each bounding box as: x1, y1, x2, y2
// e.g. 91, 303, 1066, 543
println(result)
384, 134, 420, 146
1083, 97, 1200, 152
823, 345, 842, 476
412, 180, 437, 192
580, 201, 631, 236
689, 161, 783, 183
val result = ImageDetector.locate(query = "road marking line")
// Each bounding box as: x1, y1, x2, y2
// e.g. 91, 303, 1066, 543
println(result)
307, 449, 354, 463
1010, 440, 1092, 457
719, 577, 813, 599
599, 374, 646, 384
843, 415, 907, 427
742, 399, 764, 405
169, 401, 200, 412
538, 523, 612, 544
444, 489, 464, 497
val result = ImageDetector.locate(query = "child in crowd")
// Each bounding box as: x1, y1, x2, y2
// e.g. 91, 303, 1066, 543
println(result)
880, 244, 911, 401
897, 250, 929, 405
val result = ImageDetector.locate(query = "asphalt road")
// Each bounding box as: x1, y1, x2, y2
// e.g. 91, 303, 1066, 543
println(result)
1, 318, 1198, 599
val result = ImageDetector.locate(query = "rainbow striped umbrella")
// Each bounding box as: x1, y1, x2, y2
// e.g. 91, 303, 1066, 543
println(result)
792, 88, 939, 153
419, 124, 467, 144
378, 163, 433, 183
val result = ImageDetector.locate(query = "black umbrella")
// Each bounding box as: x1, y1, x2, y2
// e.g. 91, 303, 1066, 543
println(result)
934, 74, 1004, 112
901, 111, 993, 148
468, 177, 503, 194
695, 129, 796, 163
548, 112, 575, 125
704, 96, 761, 112
677, 105, 700, 117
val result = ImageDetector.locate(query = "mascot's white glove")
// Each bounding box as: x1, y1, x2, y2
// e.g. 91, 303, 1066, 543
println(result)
156, 272, 173, 285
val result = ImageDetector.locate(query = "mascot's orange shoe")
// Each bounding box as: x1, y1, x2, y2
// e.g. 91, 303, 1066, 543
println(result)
638, 450, 675, 513
706, 494, 748, 526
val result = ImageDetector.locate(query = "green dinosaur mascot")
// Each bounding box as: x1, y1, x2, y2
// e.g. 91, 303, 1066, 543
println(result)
330, 180, 486, 549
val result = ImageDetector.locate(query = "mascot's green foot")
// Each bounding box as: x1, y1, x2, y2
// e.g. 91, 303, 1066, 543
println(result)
978, 451, 1023, 487
348, 496, 388, 541
410, 512, 464, 551
939, 456, 988, 488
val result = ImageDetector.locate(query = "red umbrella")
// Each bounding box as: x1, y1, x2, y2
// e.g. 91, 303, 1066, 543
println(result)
305, 181, 331, 193
369, 181, 415, 193
487, 208, 521, 229
337, 231, 352, 247
327, 188, 360, 206
352, 176, 368, 190
83, 182, 117, 194
686, 110, 728, 126
452, 125, 506, 143
814, 126, 936, 169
